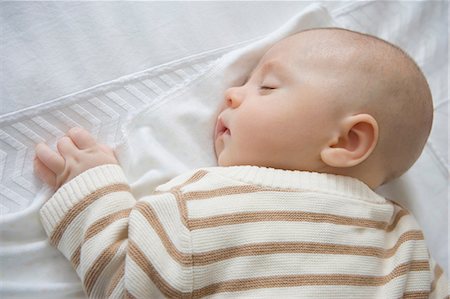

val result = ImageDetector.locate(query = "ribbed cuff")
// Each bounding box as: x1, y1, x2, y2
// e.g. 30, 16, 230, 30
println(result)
39, 164, 128, 237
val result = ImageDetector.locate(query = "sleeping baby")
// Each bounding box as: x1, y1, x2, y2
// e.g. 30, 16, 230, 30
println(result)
34, 28, 448, 298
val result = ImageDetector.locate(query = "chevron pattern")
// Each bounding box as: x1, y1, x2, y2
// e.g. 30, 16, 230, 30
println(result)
0, 50, 228, 215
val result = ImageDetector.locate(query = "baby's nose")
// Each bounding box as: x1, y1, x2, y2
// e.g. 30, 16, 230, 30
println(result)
224, 86, 244, 108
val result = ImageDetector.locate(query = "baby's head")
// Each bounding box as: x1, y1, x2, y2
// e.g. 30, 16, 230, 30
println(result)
214, 28, 433, 189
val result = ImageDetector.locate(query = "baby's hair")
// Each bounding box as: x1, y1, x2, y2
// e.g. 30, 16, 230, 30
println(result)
298, 28, 433, 183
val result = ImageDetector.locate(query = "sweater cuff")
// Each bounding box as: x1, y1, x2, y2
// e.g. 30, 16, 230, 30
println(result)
39, 164, 128, 237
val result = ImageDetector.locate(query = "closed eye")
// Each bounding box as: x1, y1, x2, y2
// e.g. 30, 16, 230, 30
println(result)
259, 86, 276, 95
260, 86, 275, 90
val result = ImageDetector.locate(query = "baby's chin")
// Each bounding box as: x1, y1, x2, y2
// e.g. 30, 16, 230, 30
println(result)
216, 154, 254, 168
216, 153, 228, 167
215, 151, 234, 167
214, 141, 226, 166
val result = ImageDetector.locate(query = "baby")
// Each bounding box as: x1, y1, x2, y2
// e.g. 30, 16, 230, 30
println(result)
35, 28, 447, 298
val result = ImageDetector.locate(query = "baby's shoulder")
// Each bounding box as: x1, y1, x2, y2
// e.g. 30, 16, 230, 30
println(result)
155, 167, 251, 193
384, 200, 424, 234
154, 168, 209, 192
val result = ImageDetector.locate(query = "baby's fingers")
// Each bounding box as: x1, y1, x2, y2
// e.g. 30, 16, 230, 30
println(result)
35, 143, 65, 173
34, 157, 57, 188
67, 127, 96, 149
57, 136, 78, 157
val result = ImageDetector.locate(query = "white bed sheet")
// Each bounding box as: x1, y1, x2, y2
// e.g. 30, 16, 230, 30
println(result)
0, 2, 448, 298
1, 1, 327, 115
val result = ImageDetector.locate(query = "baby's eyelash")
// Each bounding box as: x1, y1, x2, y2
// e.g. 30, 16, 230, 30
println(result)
260, 86, 275, 90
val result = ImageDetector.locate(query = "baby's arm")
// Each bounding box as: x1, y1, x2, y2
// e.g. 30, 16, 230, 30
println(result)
34, 127, 118, 189
35, 128, 192, 298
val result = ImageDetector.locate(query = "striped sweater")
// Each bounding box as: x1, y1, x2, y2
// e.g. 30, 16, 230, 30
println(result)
39, 164, 448, 298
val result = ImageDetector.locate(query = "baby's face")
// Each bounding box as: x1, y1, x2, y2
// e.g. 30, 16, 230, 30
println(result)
214, 33, 344, 171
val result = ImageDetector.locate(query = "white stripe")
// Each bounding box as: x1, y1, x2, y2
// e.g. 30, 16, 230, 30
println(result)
186, 191, 393, 223
79, 218, 128, 277
191, 220, 422, 253
193, 243, 429, 287
126, 251, 169, 298
57, 191, 133, 260
108, 276, 125, 299
430, 271, 449, 297
203, 285, 376, 299
202, 273, 430, 299
141, 194, 191, 248
403, 270, 432, 293
384, 272, 432, 296
83, 190, 134, 226
89, 241, 127, 298
57, 208, 88, 262
129, 212, 192, 292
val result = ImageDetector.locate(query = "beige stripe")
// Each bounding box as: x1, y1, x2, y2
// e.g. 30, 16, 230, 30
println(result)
183, 185, 292, 201
153, 170, 207, 197
72, 209, 130, 280
106, 262, 125, 298
189, 211, 387, 231
50, 184, 131, 247
386, 209, 409, 232
174, 170, 209, 189
135, 199, 424, 266
402, 291, 430, 298
171, 189, 189, 228
135, 202, 192, 266
84, 241, 123, 296
84, 208, 132, 241
71, 245, 81, 269
129, 240, 191, 299
129, 233, 429, 297
193, 230, 424, 265
430, 263, 444, 293
182, 185, 410, 232
168, 170, 209, 228
192, 260, 430, 298
125, 290, 136, 299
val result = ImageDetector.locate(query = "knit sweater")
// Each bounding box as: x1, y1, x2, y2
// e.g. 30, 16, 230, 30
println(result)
39, 164, 448, 298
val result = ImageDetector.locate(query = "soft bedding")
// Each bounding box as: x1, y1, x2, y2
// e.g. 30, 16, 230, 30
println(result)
0, 2, 447, 298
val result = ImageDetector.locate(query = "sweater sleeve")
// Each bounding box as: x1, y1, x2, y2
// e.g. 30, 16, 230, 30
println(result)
429, 257, 449, 299
39, 164, 193, 298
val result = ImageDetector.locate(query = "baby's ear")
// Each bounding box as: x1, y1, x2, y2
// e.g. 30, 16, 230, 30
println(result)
320, 114, 379, 168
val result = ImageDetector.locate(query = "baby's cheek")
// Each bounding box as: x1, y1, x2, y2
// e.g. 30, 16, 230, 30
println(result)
214, 139, 224, 162
234, 129, 269, 159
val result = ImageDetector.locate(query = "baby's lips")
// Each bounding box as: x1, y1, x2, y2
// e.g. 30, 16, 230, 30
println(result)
215, 116, 231, 139
214, 118, 224, 139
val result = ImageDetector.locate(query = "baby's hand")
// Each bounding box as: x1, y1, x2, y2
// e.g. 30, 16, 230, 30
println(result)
34, 127, 118, 190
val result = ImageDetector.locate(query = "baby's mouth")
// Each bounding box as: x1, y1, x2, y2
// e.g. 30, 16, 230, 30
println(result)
215, 117, 231, 139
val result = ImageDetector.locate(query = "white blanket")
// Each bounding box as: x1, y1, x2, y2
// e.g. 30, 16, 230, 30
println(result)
0, 2, 447, 298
